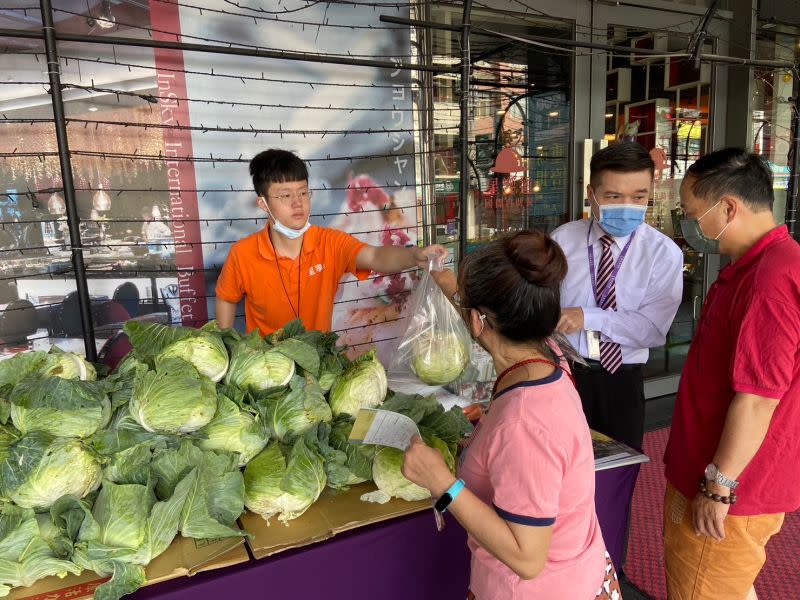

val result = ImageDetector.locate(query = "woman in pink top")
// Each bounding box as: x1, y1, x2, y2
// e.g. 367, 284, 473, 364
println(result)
403, 231, 620, 600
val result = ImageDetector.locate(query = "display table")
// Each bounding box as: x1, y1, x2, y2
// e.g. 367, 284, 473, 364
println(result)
130, 463, 640, 600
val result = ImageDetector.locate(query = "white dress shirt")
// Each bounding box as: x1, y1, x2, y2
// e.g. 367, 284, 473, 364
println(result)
550, 219, 684, 364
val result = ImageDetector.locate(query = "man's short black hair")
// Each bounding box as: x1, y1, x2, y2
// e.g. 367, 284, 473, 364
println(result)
249, 149, 309, 198
590, 142, 655, 188
685, 148, 774, 212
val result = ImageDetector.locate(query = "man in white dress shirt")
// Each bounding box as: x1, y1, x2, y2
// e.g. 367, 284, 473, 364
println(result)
551, 142, 683, 450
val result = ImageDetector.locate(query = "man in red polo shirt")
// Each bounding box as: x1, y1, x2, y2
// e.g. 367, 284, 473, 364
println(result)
663, 148, 800, 600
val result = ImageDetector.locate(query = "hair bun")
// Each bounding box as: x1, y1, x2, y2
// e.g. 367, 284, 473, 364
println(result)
503, 230, 567, 288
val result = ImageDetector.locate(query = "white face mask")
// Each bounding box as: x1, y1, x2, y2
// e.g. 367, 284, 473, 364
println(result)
260, 197, 311, 240
271, 214, 311, 240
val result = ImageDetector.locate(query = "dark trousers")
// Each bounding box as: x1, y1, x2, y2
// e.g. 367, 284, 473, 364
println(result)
572, 361, 645, 451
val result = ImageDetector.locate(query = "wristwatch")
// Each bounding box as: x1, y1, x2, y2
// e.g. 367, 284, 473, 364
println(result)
704, 463, 739, 490
434, 479, 466, 513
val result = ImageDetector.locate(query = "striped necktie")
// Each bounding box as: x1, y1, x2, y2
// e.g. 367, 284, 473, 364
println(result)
596, 235, 623, 374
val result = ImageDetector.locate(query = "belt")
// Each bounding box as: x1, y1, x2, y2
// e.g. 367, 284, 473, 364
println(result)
572, 359, 644, 372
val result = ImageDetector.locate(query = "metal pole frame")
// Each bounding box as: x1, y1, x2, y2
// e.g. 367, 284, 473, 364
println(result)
458, 0, 473, 262
380, 15, 796, 71
38, 0, 97, 361
788, 68, 800, 241
0, 27, 458, 74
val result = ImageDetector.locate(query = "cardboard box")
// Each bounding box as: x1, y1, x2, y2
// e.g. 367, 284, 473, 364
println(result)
7, 535, 249, 600
240, 482, 431, 559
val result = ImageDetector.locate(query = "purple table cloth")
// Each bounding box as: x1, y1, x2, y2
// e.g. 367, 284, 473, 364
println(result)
132, 463, 639, 600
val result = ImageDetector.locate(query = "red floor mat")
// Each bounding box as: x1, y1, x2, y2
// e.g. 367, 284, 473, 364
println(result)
626, 427, 800, 599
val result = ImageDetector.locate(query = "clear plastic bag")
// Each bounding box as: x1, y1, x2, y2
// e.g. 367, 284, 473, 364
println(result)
388, 257, 472, 390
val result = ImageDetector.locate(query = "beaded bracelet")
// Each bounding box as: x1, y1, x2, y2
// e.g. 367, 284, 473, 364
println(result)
698, 478, 738, 505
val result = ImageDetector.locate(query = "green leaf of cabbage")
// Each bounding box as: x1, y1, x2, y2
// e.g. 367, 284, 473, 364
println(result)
0, 352, 48, 391
315, 418, 373, 489
150, 440, 246, 539
9, 378, 111, 439
381, 392, 472, 455
244, 437, 326, 524
197, 394, 268, 466
271, 338, 320, 378
0, 503, 82, 596
49, 468, 196, 600
123, 321, 199, 361
263, 376, 331, 442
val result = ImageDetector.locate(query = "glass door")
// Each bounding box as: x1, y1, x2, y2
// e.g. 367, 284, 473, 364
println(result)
590, 3, 729, 397
419, 0, 595, 262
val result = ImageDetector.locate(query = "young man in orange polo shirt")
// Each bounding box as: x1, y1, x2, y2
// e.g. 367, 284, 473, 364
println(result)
215, 149, 443, 335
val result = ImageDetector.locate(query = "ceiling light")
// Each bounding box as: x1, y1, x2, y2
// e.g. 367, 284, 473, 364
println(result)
92, 183, 112, 212
48, 192, 66, 215
88, 106, 99, 112
605, 113, 614, 118
88, 0, 116, 30
548, 111, 559, 118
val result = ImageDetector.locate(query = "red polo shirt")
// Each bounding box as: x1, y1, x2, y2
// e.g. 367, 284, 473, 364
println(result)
664, 225, 800, 515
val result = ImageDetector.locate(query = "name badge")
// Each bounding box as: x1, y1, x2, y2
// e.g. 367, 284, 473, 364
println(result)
587, 331, 601, 361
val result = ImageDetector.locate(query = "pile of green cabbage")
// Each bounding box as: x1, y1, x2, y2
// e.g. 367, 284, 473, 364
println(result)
0, 320, 471, 600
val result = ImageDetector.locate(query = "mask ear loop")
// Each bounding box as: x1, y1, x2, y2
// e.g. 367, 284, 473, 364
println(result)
258, 196, 273, 222
476, 312, 487, 338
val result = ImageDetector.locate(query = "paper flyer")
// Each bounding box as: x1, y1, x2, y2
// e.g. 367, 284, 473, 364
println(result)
349, 409, 420, 451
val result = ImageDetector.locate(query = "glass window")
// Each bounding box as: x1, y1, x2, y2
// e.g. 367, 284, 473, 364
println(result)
427, 6, 573, 256
752, 29, 799, 226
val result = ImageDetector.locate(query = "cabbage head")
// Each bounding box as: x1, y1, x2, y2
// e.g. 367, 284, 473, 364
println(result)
329, 351, 387, 417
129, 358, 217, 434
266, 377, 331, 442
371, 447, 430, 501
156, 333, 229, 382
9, 377, 111, 439
198, 395, 268, 466
3, 434, 102, 511
225, 344, 295, 392
372, 435, 454, 502
411, 331, 469, 385
40, 350, 97, 381
244, 437, 326, 524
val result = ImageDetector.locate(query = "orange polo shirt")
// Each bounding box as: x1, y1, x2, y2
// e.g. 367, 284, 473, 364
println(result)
215, 225, 369, 335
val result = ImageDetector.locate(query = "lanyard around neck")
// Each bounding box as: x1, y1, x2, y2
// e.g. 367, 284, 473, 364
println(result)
274, 241, 303, 320
587, 221, 635, 307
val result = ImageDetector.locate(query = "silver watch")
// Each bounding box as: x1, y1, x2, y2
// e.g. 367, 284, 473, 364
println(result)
704, 463, 739, 490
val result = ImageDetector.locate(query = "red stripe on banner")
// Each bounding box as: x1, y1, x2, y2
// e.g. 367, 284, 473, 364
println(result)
149, 0, 209, 327
17, 578, 109, 600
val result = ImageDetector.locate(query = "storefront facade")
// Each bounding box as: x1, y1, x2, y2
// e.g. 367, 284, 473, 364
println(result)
0, 0, 797, 398
420, 0, 798, 397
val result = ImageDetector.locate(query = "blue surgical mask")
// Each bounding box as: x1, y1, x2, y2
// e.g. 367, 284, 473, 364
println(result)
591, 194, 647, 237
